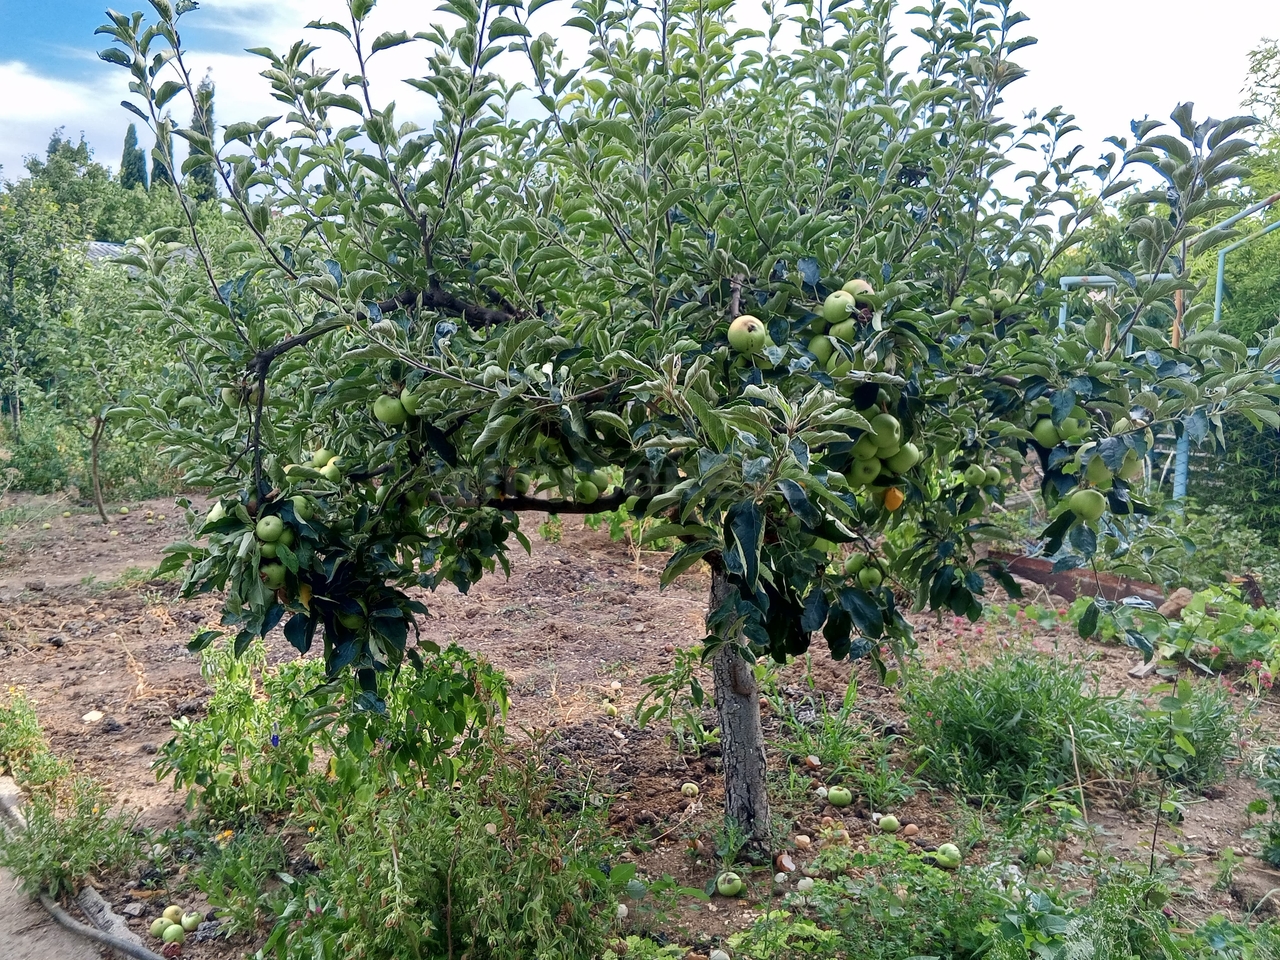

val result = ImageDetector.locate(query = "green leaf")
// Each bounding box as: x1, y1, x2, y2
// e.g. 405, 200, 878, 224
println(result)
1078, 601, 1099, 639
371, 31, 413, 54
472, 414, 518, 454
488, 16, 530, 40
684, 391, 728, 451
660, 541, 715, 587
726, 501, 763, 590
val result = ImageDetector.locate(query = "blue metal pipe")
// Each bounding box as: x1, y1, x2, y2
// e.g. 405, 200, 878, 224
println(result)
1179, 195, 1280, 500
1214, 218, 1280, 322
1173, 432, 1190, 500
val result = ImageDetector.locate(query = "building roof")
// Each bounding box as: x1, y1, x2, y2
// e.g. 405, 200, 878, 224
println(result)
85, 241, 126, 263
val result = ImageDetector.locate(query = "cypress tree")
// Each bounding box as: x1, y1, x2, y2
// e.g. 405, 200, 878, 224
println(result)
188, 73, 218, 203
120, 123, 148, 190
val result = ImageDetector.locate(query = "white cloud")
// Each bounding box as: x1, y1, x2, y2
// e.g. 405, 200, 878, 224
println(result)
0, 61, 133, 178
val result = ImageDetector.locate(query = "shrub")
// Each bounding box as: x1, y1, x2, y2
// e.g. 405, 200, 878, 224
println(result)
191, 827, 291, 936
1123, 679, 1237, 792
260, 756, 618, 960
1, 406, 75, 494
0, 775, 139, 898
0, 690, 70, 790
156, 639, 507, 820
1165, 501, 1280, 602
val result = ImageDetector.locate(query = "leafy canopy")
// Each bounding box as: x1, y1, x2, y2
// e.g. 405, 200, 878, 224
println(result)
97, 0, 1280, 698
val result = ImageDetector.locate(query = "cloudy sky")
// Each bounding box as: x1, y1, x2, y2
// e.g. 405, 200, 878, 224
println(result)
0, 0, 1277, 181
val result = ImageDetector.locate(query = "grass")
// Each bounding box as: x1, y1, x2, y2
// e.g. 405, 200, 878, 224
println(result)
904, 655, 1239, 806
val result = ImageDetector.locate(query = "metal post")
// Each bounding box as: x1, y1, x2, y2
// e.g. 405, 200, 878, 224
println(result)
1173, 433, 1190, 500
1173, 196, 1280, 500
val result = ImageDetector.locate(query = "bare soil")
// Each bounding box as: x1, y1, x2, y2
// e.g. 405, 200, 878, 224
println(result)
1, 492, 1278, 958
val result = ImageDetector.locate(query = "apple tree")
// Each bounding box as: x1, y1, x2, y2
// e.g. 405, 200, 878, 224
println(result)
100, 0, 1280, 850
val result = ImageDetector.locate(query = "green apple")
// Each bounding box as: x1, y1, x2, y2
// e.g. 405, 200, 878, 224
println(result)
162, 925, 185, 945
843, 553, 867, 576
852, 434, 880, 460
338, 611, 365, 630
825, 352, 853, 377
150, 918, 169, 939
260, 562, 287, 590
260, 541, 279, 559
221, 386, 241, 409
163, 905, 183, 924
181, 912, 202, 932
1118, 451, 1144, 481
936, 843, 961, 868
885, 442, 921, 474
320, 460, 342, 483
291, 495, 314, 521
829, 318, 857, 343
373, 395, 408, 426
681, 782, 699, 798
575, 479, 600, 504
842, 278, 875, 298
1085, 452, 1112, 484
716, 872, 744, 897
42, 522, 52, 530
1034, 847, 1053, 866
62, 510, 72, 518
984, 465, 1001, 486
822, 290, 855, 325
849, 458, 881, 485
878, 815, 900, 833
207, 502, 227, 525
858, 566, 883, 589
808, 335, 835, 365
1031, 419, 1061, 448
590, 469, 612, 493
311, 448, 335, 468
399, 386, 420, 417
827, 785, 853, 807
513, 473, 532, 495
1061, 406, 1090, 440
1069, 489, 1106, 521
728, 314, 769, 353
963, 464, 987, 486
255, 516, 284, 542
869, 413, 902, 450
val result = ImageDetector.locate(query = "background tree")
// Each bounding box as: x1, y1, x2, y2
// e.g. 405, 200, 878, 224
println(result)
186, 73, 217, 203
100, 0, 1280, 852
120, 122, 148, 191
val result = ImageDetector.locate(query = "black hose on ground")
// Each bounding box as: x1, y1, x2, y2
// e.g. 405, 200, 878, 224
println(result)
37, 893, 166, 960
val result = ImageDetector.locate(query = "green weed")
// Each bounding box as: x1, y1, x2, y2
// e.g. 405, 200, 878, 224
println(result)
0, 775, 139, 898
192, 827, 291, 937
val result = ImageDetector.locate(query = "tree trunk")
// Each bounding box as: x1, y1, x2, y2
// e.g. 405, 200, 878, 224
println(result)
90, 420, 107, 524
709, 566, 772, 853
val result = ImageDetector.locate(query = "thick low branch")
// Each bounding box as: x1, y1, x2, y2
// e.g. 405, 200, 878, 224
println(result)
247, 286, 519, 380
443, 489, 641, 516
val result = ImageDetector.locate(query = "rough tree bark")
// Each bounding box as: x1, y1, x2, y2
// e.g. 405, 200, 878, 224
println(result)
709, 566, 771, 853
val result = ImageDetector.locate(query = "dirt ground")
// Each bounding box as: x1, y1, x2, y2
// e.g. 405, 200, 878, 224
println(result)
2, 492, 1279, 957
